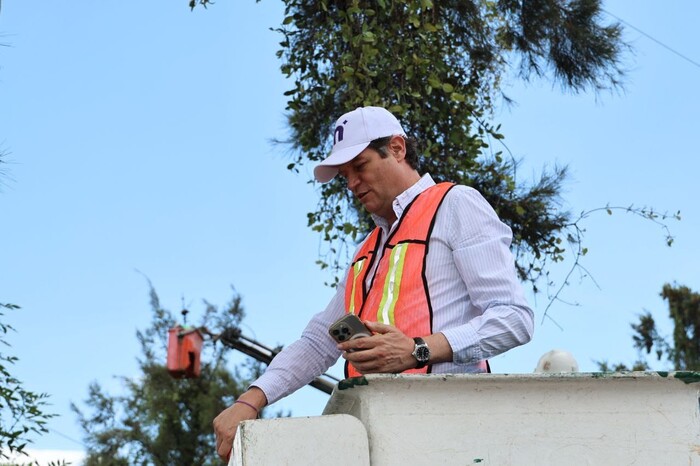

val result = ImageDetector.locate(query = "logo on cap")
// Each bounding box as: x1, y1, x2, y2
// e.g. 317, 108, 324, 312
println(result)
334, 120, 348, 145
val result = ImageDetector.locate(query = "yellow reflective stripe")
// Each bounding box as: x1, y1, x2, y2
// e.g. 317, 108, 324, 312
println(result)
348, 259, 365, 314
377, 243, 408, 325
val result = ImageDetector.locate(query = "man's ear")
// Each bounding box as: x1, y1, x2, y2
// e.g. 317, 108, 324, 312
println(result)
388, 135, 406, 161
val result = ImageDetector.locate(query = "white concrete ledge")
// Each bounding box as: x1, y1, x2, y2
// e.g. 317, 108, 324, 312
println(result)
322, 372, 700, 465
231, 413, 370, 466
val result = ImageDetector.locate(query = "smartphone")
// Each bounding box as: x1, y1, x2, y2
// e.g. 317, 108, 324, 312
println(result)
328, 314, 371, 344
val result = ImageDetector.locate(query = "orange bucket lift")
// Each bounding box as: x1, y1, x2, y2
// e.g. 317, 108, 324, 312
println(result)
164, 308, 339, 393
166, 325, 204, 378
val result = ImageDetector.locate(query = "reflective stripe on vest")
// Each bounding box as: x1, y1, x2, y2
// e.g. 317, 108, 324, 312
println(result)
348, 258, 367, 315
344, 182, 454, 377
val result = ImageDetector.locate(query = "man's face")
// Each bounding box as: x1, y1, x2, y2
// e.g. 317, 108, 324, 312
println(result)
338, 145, 402, 221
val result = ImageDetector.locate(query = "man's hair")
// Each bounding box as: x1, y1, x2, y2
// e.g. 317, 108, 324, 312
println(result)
367, 136, 419, 169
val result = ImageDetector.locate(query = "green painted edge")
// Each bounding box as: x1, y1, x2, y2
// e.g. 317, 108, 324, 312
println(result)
338, 376, 369, 390
673, 371, 700, 384
656, 371, 669, 378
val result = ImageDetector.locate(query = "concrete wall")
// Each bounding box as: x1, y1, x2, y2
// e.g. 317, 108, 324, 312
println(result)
232, 414, 369, 466
234, 372, 700, 465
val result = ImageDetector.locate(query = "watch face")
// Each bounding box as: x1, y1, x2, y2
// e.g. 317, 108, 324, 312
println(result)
415, 345, 430, 362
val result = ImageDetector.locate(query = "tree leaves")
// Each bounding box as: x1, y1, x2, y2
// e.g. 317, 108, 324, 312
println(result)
663, 284, 700, 370
597, 284, 700, 372
0, 304, 57, 460
275, 0, 627, 289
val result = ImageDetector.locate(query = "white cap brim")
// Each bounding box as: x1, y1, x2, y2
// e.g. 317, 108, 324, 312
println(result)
313, 141, 371, 183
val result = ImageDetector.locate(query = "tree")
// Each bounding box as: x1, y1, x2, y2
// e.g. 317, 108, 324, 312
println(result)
190, 1, 677, 304
0, 304, 58, 462
273, 0, 627, 290
598, 283, 700, 371
73, 285, 269, 466
663, 284, 700, 370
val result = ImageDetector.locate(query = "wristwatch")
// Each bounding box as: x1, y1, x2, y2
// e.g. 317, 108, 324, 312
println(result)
411, 337, 430, 369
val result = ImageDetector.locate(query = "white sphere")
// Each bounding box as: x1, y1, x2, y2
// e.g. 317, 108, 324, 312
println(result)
534, 349, 579, 373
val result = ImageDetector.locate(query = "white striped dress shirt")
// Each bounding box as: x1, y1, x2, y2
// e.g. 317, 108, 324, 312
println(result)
253, 174, 534, 404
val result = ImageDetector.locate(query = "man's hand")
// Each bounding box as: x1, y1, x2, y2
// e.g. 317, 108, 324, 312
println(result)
213, 387, 267, 462
338, 321, 416, 373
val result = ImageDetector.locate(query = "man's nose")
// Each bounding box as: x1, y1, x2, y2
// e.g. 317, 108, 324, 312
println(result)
346, 173, 360, 192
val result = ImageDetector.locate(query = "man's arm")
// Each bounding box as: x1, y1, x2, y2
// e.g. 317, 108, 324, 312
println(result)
250, 288, 346, 403
441, 186, 534, 363
211, 284, 347, 460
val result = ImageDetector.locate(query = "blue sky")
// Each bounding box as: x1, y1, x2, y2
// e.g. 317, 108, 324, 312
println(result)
1, 0, 698, 460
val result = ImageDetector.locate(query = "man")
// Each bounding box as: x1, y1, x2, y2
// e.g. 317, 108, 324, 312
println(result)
214, 106, 534, 460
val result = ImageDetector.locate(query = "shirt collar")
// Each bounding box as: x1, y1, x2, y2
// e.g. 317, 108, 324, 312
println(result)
371, 173, 436, 232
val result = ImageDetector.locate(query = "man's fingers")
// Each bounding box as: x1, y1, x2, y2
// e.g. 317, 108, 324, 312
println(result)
215, 435, 230, 461
364, 320, 395, 333
344, 345, 376, 362
341, 323, 416, 374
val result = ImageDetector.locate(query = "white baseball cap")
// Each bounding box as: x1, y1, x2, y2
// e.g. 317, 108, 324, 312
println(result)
313, 106, 406, 183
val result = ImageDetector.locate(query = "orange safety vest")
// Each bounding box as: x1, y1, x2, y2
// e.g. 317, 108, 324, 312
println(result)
344, 182, 455, 377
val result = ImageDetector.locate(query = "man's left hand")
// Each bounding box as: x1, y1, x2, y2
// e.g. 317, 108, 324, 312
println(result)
337, 321, 416, 373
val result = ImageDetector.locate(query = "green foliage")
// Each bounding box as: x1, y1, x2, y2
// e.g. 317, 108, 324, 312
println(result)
0, 303, 57, 461
273, 0, 626, 289
496, 0, 626, 90
73, 285, 266, 466
663, 284, 700, 370
188, 0, 214, 11
596, 360, 649, 372
189, 2, 676, 313
597, 284, 700, 372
